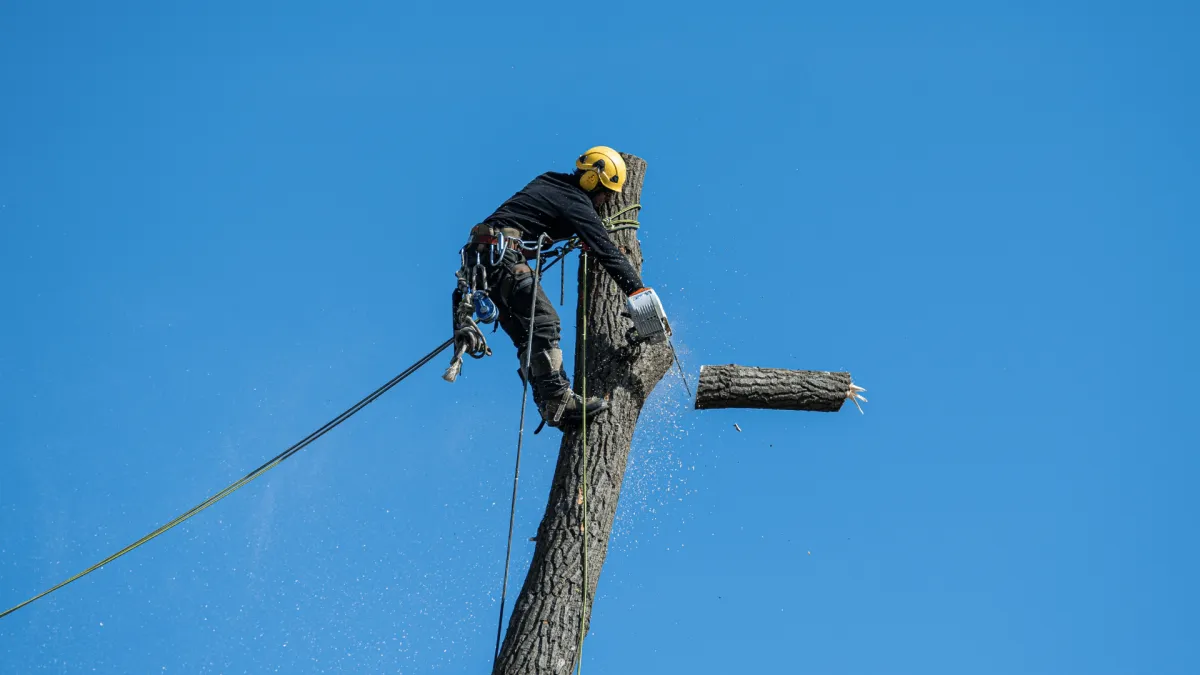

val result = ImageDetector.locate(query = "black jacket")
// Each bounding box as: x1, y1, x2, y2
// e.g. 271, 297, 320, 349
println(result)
480, 171, 644, 295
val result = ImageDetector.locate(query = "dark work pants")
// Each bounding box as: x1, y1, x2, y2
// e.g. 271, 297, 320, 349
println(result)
485, 248, 561, 360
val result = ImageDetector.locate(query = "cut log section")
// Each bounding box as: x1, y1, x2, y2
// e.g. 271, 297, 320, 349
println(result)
694, 364, 867, 413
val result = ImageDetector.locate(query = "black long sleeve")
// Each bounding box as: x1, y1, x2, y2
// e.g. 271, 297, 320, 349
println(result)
478, 171, 645, 296
557, 192, 644, 295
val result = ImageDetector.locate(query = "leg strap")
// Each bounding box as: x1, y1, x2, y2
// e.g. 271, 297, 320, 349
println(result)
552, 390, 572, 424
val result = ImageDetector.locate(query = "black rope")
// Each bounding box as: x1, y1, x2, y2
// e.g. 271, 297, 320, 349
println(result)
491, 208, 644, 660
0, 338, 454, 621
494, 236, 548, 664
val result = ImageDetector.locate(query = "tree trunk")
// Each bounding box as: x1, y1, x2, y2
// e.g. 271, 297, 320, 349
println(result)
493, 154, 674, 674
694, 364, 855, 413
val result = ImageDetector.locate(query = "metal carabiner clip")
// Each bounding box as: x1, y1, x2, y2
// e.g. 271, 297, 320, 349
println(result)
489, 231, 507, 267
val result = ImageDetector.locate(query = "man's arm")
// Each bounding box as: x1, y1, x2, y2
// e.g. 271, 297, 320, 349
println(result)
561, 195, 644, 295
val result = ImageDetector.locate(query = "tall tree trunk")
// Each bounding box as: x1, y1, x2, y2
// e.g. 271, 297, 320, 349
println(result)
493, 154, 674, 674
694, 365, 859, 413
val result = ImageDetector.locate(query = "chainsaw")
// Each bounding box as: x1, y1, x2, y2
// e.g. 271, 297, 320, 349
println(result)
626, 287, 671, 344
626, 288, 691, 397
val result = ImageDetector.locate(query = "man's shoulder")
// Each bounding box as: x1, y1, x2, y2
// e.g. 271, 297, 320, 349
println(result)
505, 171, 582, 210
526, 171, 578, 191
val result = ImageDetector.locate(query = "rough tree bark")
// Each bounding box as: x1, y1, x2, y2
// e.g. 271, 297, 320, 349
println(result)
493, 154, 674, 674
694, 365, 858, 413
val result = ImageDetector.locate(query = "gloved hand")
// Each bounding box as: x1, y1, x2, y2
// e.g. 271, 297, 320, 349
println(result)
626, 287, 670, 341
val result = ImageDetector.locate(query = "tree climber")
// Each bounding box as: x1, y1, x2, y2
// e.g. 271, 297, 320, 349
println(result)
450, 146, 663, 429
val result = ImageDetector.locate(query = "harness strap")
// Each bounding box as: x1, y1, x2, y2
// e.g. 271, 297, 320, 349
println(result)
552, 391, 571, 424
470, 234, 521, 248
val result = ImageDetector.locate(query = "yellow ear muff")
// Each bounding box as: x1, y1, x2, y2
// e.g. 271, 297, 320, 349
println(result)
579, 168, 600, 191
578, 157, 606, 192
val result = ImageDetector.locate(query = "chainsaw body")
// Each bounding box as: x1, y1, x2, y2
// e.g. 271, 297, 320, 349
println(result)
626, 288, 670, 344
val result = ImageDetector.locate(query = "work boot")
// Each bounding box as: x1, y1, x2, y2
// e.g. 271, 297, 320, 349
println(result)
532, 373, 608, 427
522, 349, 607, 428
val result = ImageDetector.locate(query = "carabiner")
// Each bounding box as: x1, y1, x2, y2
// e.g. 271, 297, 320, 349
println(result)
489, 232, 507, 267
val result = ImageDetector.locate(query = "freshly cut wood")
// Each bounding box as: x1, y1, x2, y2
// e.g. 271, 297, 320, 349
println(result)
694, 364, 864, 413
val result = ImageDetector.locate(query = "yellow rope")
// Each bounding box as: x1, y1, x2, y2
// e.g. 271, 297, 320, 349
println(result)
0, 339, 453, 621
573, 205, 640, 672
576, 251, 590, 674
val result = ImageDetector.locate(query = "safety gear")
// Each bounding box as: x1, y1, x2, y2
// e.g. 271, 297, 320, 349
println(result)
445, 261, 495, 383
538, 387, 608, 427
626, 287, 670, 343
575, 146, 627, 193
467, 224, 538, 262
523, 346, 565, 380
531, 370, 608, 427
471, 290, 499, 324
519, 349, 607, 427
444, 285, 492, 382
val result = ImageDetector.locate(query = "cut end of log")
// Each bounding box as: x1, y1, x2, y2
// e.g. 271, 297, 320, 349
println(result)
694, 364, 864, 414
847, 383, 868, 414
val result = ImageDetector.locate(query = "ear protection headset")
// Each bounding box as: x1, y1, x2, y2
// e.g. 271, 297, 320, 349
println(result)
575, 146, 626, 193
578, 156, 606, 192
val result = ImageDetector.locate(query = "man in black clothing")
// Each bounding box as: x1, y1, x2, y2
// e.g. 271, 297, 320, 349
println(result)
452, 146, 659, 428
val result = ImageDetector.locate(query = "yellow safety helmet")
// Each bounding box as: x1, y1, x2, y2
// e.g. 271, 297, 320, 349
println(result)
575, 146, 626, 193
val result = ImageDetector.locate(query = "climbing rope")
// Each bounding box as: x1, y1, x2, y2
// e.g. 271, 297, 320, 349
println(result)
602, 203, 642, 232
5, 205, 648, 628
539, 203, 642, 277
0, 338, 454, 621
537, 203, 640, 309
566, 207, 640, 674
493, 235, 549, 664
492, 204, 642, 667
575, 251, 591, 675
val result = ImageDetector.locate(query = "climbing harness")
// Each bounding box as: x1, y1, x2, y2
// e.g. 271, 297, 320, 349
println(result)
444, 225, 550, 383
493, 234, 549, 665
443, 243, 497, 382
444, 207, 639, 384
0, 339, 454, 621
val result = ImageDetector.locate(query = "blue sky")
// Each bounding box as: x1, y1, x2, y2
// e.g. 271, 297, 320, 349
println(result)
2, 1, 1197, 673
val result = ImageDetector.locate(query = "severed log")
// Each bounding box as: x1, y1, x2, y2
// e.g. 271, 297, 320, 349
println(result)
694, 364, 867, 413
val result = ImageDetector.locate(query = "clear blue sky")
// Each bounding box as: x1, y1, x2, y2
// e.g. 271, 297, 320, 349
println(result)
2, 2, 1197, 673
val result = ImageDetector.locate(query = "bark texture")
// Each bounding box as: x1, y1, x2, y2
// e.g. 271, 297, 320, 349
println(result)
694, 364, 853, 413
493, 155, 674, 674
